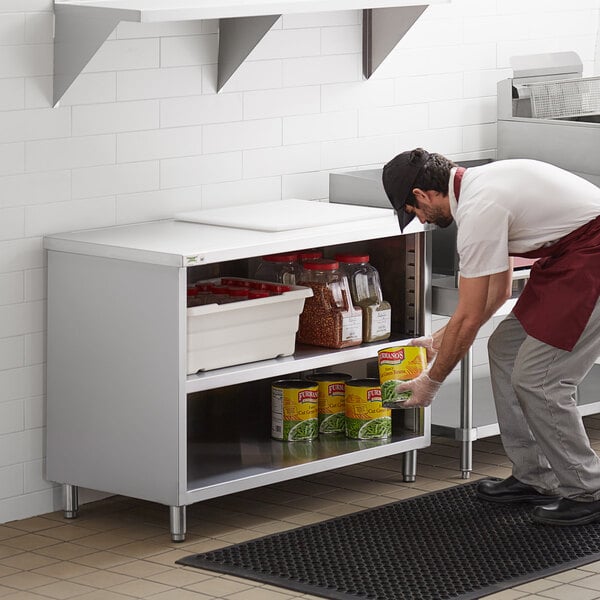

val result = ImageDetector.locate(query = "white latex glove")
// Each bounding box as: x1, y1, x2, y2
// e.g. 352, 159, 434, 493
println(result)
411, 327, 445, 363
410, 335, 437, 363
395, 371, 443, 408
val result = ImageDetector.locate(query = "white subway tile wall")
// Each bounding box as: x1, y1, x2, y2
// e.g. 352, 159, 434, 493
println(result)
0, 0, 598, 524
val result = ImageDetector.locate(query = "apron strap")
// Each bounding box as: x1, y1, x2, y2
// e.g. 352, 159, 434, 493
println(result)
453, 167, 466, 201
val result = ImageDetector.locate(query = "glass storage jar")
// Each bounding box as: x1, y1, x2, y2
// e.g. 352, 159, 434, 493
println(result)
254, 253, 301, 285
335, 253, 391, 342
297, 249, 323, 264
297, 259, 362, 349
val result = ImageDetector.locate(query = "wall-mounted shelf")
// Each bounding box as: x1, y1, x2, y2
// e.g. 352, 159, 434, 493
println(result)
53, 0, 447, 106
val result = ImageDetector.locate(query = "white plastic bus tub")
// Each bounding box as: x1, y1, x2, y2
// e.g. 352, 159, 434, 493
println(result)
187, 279, 313, 373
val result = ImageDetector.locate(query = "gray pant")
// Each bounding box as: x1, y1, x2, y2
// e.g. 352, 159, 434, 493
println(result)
487, 298, 600, 500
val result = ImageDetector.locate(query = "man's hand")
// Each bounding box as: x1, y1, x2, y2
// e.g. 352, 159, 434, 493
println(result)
410, 328, 444, 363
395, 371, 443, 407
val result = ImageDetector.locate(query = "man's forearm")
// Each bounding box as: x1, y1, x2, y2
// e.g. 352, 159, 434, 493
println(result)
428, 272, 507, 384
429, 316, 480, 382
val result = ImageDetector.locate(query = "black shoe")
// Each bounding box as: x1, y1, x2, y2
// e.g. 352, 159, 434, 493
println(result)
532, 498, 600, 526
476, 476, 559, 505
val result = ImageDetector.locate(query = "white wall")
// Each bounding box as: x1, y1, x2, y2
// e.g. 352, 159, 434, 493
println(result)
0, 0, 599, 524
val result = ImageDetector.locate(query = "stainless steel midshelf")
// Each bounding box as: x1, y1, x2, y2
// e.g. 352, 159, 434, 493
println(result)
185, 430, 429, 503
187, 334, 415, 392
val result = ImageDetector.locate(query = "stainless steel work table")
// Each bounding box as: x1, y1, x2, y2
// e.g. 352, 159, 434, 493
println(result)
44, 212, 433, 541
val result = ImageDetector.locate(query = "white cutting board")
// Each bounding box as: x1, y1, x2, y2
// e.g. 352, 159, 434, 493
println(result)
175, 199, 394, 232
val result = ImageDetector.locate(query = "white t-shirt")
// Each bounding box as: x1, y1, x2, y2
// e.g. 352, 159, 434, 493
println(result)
449, 159, 600, 278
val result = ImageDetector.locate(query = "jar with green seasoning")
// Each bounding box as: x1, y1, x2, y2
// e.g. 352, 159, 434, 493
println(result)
335, 254, 391, 342
297, 259, 362, 349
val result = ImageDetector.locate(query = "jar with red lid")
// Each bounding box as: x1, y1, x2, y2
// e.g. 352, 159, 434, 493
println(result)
297, 249, 323, 263
253, 253, 301, 285
335, 253, 391, 342
297, 259, 362, 349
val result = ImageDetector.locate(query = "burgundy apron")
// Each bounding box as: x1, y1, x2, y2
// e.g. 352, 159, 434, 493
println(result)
453, 167, 600, 351
511, 215, 600, 351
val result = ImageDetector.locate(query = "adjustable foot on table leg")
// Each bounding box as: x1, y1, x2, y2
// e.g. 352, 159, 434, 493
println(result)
402, 450, 417, 482
170, 505, 186, 542
64, 484, 79, 519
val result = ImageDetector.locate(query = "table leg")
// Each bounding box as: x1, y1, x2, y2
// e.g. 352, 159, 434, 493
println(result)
64, 484, 79, 519
459, 347, 474, 479
170, 505, 186, 542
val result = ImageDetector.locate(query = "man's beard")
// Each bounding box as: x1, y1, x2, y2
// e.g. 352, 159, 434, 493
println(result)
429, 207, 453, 228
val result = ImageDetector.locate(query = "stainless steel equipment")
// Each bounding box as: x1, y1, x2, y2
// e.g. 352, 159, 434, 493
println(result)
329, 159, 491, 281
497, 51, 600, 187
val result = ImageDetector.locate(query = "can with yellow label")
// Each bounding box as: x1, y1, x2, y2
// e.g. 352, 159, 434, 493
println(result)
378, 345, 427, 408
310, 372, 353, 434
271, 379, 318, 441
344, 378, 391, 440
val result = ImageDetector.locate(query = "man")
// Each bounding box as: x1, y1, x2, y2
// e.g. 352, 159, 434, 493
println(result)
382, 148, 600, 525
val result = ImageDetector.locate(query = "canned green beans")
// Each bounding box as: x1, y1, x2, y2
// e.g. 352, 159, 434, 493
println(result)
271, 379, 318, 441
310, 372, 353, 434
344, 378, 391, 440
378, 346, 427, 408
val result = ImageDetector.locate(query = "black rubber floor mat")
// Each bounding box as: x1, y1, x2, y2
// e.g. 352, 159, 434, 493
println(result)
177, 482, 600, 600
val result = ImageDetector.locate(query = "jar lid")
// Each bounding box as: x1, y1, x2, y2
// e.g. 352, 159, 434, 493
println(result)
298, 250, 322, 261
303, 259, 339, 271
335, 253, 369, 263
262, 253, 298, 262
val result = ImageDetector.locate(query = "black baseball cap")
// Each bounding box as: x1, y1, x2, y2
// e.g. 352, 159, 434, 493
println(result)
382, 148, 430, 231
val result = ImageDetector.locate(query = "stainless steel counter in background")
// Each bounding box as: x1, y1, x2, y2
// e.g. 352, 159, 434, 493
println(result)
432, 271, 600, 479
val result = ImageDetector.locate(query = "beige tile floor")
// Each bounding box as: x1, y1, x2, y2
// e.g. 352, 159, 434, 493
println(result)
3, 417, 600, 600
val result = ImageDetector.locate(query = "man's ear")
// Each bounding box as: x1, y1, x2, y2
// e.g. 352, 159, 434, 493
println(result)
412, 188, 428, 204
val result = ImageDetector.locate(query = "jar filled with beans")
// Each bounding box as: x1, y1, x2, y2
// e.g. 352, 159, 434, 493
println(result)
297, 259, 362, 349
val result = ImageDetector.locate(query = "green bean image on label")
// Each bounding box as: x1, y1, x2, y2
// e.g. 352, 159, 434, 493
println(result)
319, 412, 346, 434
287, 418, 319, 441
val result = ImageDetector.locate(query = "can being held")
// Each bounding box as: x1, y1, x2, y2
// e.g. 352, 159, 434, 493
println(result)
344, 378, 391, 440
378, 346, 427, 408
271, 379, 318, 441
310, 373, 352, 434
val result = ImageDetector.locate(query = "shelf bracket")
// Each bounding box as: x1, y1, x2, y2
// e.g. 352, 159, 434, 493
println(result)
362, 5, 428, 79
53, 5, 140, 107
217, 14, 280, 92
